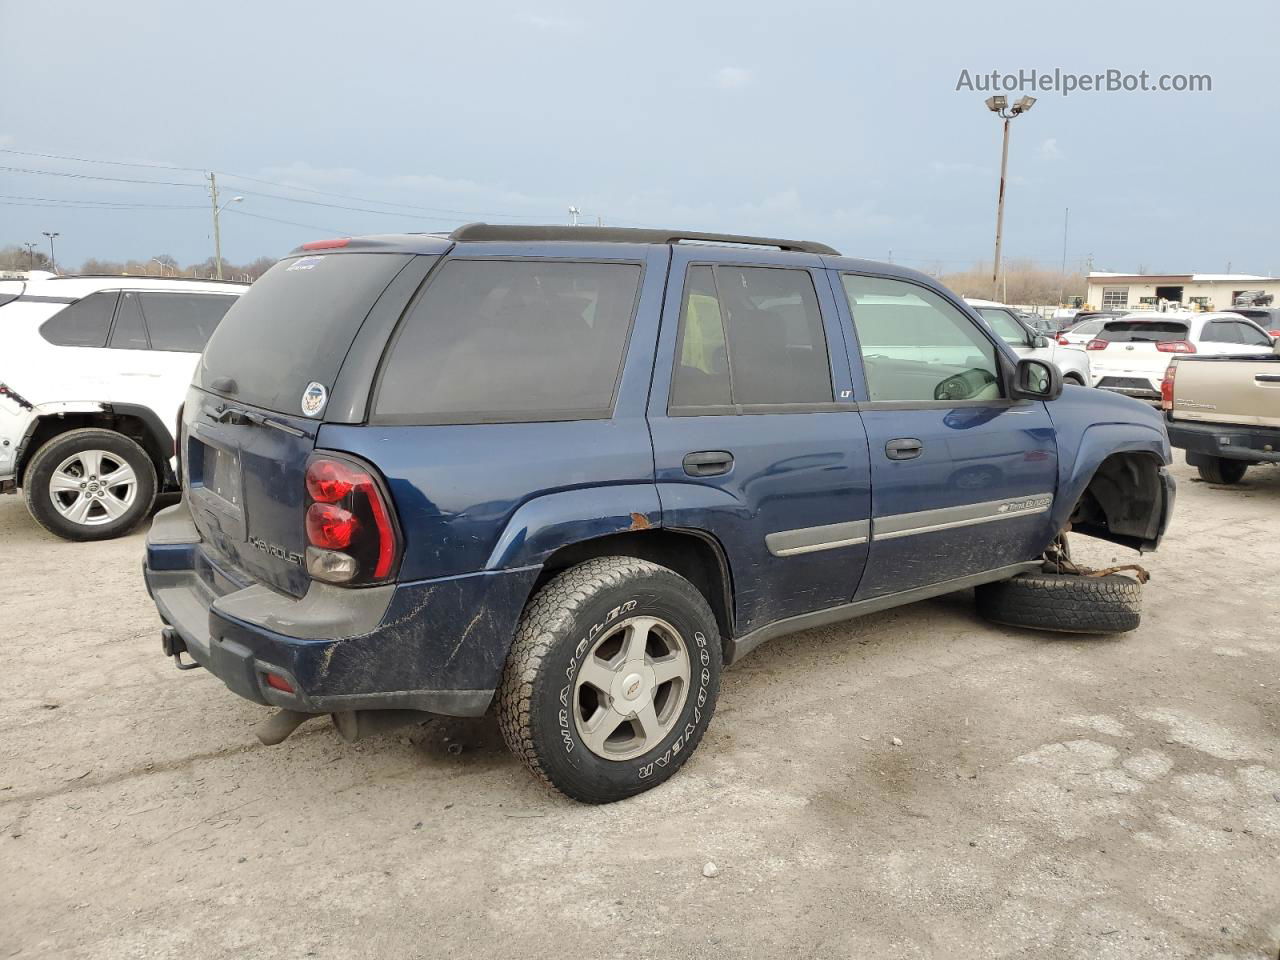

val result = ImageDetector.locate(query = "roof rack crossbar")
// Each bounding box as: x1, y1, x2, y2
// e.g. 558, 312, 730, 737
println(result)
448, 223, 839, 256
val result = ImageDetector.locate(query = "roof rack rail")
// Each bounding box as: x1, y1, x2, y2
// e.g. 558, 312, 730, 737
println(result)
448, 223, 839, 256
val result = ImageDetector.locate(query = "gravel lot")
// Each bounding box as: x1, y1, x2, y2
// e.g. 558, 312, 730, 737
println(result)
3, 459, 1278, 960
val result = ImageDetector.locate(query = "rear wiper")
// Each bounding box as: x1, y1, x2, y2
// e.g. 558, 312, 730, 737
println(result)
208, 405, 306, 438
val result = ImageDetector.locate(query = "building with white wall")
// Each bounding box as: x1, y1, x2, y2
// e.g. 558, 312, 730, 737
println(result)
1085, 273, 1280, 312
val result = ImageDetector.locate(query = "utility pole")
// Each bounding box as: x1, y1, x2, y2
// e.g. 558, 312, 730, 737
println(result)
22, 242, 37, 268
209, 173, 224, 280
41, 232, 60, 273
1058, 207, 1069, 306
984, 95, 1036, 299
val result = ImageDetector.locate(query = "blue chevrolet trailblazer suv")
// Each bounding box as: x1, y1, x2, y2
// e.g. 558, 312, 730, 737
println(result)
143, 224, 1175, 802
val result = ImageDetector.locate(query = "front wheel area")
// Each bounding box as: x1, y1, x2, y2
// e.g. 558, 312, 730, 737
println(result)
22, 428, 158, 541
497, 556, 722, 803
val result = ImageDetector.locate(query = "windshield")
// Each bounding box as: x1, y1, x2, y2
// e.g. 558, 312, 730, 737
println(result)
1098, 321, 1189, 343
199, 253, 415, 414
977, 307, 1028, 345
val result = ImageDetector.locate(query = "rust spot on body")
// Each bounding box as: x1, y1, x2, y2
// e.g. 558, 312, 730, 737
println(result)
629, 512, 652, 531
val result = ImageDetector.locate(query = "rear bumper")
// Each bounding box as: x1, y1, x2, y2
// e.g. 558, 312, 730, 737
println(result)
1167, 418, 1280, 464
143, 503, 539, 716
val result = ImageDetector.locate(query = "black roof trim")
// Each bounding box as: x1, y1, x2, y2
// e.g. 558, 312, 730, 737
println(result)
39, 274, 251, 286
449, 223, 839, 256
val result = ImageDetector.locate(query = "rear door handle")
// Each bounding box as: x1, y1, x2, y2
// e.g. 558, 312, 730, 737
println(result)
683, 451, 734, 477
1254, 374, 1280, 383
885, 438, 923, 460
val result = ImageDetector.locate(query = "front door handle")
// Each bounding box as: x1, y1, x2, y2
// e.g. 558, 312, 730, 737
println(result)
1254, 374, 1280, 383
683, 450, 734, 477
885, 438, 923, 460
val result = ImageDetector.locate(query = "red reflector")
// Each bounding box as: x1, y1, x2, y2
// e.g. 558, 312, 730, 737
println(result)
264, 672, 294, 693
1086, 339, 1108, 351
306, 459, 359, 502
306, 502, 359, 549
1155, 340, 1196, 354
300, 237, 351, 250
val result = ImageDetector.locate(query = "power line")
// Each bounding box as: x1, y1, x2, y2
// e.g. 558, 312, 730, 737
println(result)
0, 193, 204, 209
0, 146, 206, 173
0, 164, 204, 188
224, 207, 351, 236
1, 147, 552, 221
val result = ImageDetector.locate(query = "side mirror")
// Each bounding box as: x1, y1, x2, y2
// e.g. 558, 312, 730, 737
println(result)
1010, 358, 1063, 401
1033, 335, 1049, 349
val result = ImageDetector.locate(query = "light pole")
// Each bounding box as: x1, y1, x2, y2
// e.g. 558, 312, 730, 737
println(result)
985, 94, 1036, 299
568, 205, 581, 227
208, 172, 244, 280
42, 231, 60, 273
22, 242, 37, 268
149, 257, 169, 277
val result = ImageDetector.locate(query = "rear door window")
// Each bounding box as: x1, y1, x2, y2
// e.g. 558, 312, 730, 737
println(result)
140, 293, 237, 352
1097, 321, 1189, 343
669, 264, 833, 412
374, 259, 642, 424
40, 291, 119, 347
1202, 321, 1241, 344
1231, 321, 1273, 346
200, 253, 414, 413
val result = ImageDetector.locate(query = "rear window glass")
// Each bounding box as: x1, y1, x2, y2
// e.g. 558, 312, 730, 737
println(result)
142, 293, 237, 352
200, 253, 413, 413
40, 291, 119, 347
374, 259, 642, 424
1098, 321, 1188, 343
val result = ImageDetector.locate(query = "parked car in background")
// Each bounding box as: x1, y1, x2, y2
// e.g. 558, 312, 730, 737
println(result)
0, 275, 248, 540
1086, 312, 1275, 402
965, 298, 1091, 385
1066, 310, 1126, 329
1059, 318, 1109, 347
1163, 338, 1280, 483
143, 225, 1174, 803
1222, 306, 1280, 338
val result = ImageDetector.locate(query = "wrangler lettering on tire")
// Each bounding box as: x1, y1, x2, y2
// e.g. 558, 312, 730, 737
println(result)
497, 556, 723, 803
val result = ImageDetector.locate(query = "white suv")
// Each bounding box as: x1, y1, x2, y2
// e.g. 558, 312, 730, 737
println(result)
0, 275, 248, 540
964, 298, 1092, 386
1085, 311, 1276, 402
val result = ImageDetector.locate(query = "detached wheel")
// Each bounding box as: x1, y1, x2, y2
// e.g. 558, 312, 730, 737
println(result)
976, 571, 1142, 635
497, 556, 722, 803
1195, 457, 1248, 485
23, 428, 157, 541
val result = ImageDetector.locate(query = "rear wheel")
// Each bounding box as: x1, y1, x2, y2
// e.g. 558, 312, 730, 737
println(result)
976, 571, 1142, 635
1194, 457, 1248, 485
497, 556, 722, 803
23, 428, 157, 541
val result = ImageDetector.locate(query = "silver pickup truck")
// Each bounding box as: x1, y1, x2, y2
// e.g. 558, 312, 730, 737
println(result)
1163, 340, 1280, 483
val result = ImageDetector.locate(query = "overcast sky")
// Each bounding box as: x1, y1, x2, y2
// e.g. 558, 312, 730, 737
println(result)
2, 0, 1276, 275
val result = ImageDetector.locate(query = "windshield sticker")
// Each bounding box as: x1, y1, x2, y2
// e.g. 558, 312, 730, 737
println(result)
301, 381, 328, 417
287, 256, 325, 272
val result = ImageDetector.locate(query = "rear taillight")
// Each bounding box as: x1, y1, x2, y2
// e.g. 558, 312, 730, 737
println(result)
1056, 335, 1070, 346
1160, 362, 1177, 411
1086, 339, 1108, 351
1155, 340, 1196, 354
1269, 330, 1280, 338
304, 455, 399, 585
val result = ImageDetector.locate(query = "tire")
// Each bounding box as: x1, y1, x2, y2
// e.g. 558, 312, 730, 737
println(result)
497, 556, 722, 803
1195, 457, 1248, 485
1063, 374, 1085, 387
22, 428, 158, 541
975, 571, 1141, 635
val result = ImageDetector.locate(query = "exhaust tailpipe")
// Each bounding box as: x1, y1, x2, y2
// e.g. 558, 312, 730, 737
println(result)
255, 708, 316, 746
